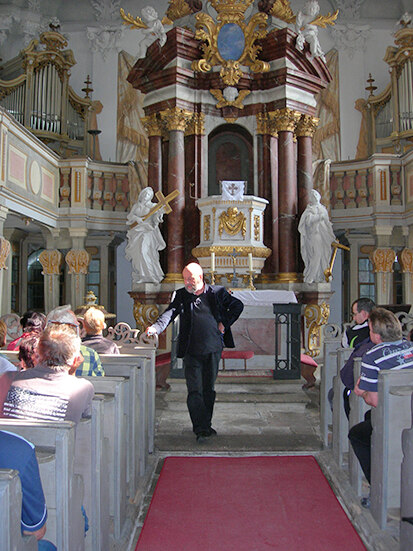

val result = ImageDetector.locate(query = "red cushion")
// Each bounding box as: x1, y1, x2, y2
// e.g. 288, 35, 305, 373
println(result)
221, 350, 254, 360
155, 352, 171, 366
300, 353, 318, 367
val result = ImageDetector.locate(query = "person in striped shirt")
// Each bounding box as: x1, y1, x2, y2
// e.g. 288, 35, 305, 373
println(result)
348, 307, 413, 505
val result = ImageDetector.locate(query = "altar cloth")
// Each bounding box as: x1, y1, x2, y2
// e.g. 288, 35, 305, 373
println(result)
232, 290, 297, 306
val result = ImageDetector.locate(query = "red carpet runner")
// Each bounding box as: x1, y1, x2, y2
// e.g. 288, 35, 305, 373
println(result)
136, 456, 366, 550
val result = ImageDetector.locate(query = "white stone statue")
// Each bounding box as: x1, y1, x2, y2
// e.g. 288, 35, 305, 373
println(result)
298, 189, 336, 283
134, 6, 167, 61
295, 0, 326, 62
125, 186, 166, 284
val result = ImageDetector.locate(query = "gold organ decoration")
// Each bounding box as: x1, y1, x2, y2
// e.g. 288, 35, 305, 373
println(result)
218, 207, 246, 237
204, 215, 211, 241
65, 249, 90, 275
39, 249, 62, 275
191, 0, 269, 86
0, 237, 10, 270
304, 301, 330, 358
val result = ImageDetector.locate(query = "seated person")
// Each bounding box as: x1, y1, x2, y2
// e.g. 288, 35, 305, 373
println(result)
81, 307, 120, 355
348, 307, 413, 505
341, 298, 375, 348
7, 311, 46, 351
46, 305, 104, 377
2, 324, 94, 423
0, 430, 56, 550
18, 331, 41, 370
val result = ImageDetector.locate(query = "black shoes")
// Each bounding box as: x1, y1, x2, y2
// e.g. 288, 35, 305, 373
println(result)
195, 428, 218, 443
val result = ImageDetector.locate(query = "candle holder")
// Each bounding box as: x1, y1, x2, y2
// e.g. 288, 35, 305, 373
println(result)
248, 270, 256, 290
210, 270, 216, 285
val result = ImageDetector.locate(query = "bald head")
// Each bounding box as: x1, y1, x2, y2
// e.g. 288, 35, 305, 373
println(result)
182, 263, 204, 294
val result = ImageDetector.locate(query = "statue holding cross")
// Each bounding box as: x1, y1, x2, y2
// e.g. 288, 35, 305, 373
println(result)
125, 186, 179, 285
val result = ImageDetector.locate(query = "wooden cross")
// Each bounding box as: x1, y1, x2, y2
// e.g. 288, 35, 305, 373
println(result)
142, 189, 180, 221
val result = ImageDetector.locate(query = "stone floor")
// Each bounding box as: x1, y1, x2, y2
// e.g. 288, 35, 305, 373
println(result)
127, 374, 399, 551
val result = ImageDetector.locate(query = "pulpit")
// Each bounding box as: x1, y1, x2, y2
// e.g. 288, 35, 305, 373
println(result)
192, 195, 271, 287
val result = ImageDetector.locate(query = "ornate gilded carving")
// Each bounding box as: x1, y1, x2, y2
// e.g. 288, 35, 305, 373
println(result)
65, 249, 90, 275
0, 237, 10, 270
270, 1, 338, 28
120, 8, 149, 30
185, 113, 206, 136
142, 114, 163, 137
162, 0, 193, 24
254, 215, 260, 241
296, 114, 319, 137
191, 0, 269, 86
399, 248, 413, 273
370, 248, 396, 273
203, 215, 211, 241
39, 249, 62, 275
270, 108, 301, 133
210, 88, 250, 109
192, 245, 271, 258
218, 207, 246, 237
133, 301, 159, 333
304, 302, 330, 358
256, 113, 269, 135
160, 107, 192, 132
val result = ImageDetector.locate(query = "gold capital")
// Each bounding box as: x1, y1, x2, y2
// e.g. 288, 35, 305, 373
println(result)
370, 248, 396, 273
270, 108, 301, 133
39, 249, 62, 275
0, 237, 10, 270
142, 114, 163, 137
399, 248, 413, 273
160, 107, 192, 132
185, 113, 206, 136
65, 249, 90, 275
295, 114, 319, 138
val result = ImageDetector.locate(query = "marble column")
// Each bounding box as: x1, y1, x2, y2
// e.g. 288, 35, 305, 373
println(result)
399, 248, 413, 307
296, 115, 319, 218
370, 248, 396, 305
142, 114, 163, 193
160, 107, 192, 282
184, 113, 205, 261
256, 113, 276, 277
39, 249, 62, 313
274, 108, 301, 282
0, 206, 10, 315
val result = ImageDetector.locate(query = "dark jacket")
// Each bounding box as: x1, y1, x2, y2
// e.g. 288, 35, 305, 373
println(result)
340, 337, 375, 389
151, 284, 244, 358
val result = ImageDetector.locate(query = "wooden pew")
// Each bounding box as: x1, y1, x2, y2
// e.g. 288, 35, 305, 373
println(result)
370, 368, 413, 529
320, 324, 342, 447
82, 376, 129, 542
0, 419, 84, 551
0, 469, 37, 551
75, 396, 109, 551
400, 393, 413, 551
332, 347, 352, 467
100, 352, 155, 495
348, 357, 369, 497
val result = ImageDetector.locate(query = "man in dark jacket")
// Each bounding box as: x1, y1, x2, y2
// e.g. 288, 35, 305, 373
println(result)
146, 262, 243, 442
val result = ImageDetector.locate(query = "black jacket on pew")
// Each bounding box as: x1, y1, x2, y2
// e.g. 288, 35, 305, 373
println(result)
151, 284, 244, 358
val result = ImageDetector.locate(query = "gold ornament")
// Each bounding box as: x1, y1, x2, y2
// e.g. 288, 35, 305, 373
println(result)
304, 302, 330, 358
133, 301, 159, 333
120, 8, 149, 30
370, 248, 396, 273
218, 207, 246, 237
399, 248, 413, 273
65, 249, 90, 275
210, 88, 250, 109
270, 1, 338, 28
203, 215, 211, 241
0, 237, 10, 270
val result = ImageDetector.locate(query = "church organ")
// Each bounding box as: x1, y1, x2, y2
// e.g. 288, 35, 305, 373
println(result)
0, 26, 92, 157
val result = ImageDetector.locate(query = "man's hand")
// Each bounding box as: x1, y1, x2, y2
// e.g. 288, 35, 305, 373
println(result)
146, 326, 157, 337
353, 377, 364, 396
218, 322, 225, 334
362, 391, 378, 408
24, 523, 46, 541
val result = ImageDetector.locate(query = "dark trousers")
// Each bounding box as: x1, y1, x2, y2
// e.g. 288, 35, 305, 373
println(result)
183, 351, 221, 435
348, 409, 372, 483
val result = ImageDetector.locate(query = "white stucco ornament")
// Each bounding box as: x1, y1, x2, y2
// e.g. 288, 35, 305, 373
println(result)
134, 6, 167, 61
125, 186, 166, 285
298, 189, 336, 283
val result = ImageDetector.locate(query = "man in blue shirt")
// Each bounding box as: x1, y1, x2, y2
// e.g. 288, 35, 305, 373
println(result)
0, 430, 56, 550
348, 307, 413, 497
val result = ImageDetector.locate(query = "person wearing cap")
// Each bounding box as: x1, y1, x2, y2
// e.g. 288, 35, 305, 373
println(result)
46, 305, 104, 377
81, 307, 119, 355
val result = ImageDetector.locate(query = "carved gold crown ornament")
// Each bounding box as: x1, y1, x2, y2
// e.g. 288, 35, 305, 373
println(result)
191, 0, 269, 86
